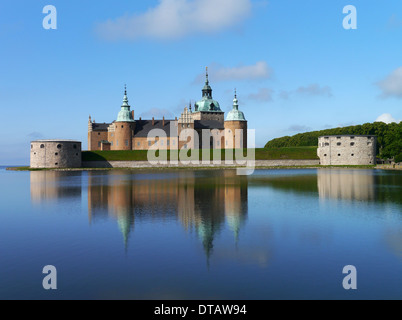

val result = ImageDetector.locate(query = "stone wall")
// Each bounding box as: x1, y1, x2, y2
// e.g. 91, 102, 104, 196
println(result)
192, 111, 224, 122
224, 122, 247, 149
31, 140, 82, 168
318, 135, 376, 165
112, 122, 134, 151
133, 137, 179, 150
82, 159, 320, 169
88, 130, 108, 151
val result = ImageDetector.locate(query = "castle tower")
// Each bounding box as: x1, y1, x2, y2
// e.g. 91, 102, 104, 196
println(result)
192, 67, 225, 123
112, 85, 135, 150
224, 90, 247, 149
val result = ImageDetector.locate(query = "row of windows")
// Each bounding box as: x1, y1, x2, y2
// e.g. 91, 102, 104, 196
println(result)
32, 152, 79, 156
323, 153, 372, 157
97, 138, 242, 149
323, 154, 354, 157
321, 142, 372, 147
324, 136, 372, 140
32, 144, 78, 149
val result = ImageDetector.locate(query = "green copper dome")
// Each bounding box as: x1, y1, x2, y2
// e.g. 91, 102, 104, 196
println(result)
194, 68, 222, 113
226, 91, 246, 121
116, 86, 135, 122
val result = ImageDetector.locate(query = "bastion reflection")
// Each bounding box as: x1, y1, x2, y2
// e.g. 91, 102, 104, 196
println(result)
317, 169, 375, 201
87, 170, 249, 256
30, 171, 82, 204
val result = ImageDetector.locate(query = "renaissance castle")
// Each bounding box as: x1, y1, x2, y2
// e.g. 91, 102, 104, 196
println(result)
88, 69, 247, 151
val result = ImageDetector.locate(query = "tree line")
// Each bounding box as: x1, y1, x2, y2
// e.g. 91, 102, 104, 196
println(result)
265, 122, 402, 161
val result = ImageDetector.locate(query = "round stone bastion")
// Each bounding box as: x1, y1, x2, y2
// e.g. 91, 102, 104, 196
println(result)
30, 140, 82, 168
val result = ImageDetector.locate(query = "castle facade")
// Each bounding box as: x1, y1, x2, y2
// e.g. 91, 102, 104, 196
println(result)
88, 70, 247, 151
317, 135, 377, 165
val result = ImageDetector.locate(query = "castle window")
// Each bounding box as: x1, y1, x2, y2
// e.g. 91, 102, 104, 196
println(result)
367, 142, 372, 146
350, 136, 355, 139
173, 140, 176, 146
148, 141, 151, 146
325, 143, 329, 146
337, 142, 341, 146
351, 154, 354, 157
76, 153, 79, 156
125, 140, 129, 146
111, 142, 113, 146
55, 153, 58, 156
217, 141, 220, 147
187, 124, 190, 128
350, 142, 355, 146
161, 141, 164, 146
111, 133, 114, 137
338, 154, 341, 156
98, 142, 101, 147
73, 144, 77, 149
40, 144, 45, 149
226, 140, 228, 146
137, 142, 140, 147
98, 133, 100, 136
121, 125, 124, 128
324, 154, 327, 157
55, 163, 58, 166
31, 145, 33, 149
57, 144, 62, 149
324, 137, 329, 139
116, 140, 119, 146
337, 137, 341, 139
167, 140, 170, 146
182, 124, 185, 128
184, 144, 187, 149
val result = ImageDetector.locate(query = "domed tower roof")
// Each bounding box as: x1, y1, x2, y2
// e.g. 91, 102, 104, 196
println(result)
226, 90, 246, 121
116, 85, 135, 122
194, 67, 222, 113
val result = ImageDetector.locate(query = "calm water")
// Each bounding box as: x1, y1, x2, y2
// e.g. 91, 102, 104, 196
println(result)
0, 167, 401, 300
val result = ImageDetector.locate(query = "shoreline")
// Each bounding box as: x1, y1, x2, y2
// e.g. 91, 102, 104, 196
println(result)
6, 164, 385, 172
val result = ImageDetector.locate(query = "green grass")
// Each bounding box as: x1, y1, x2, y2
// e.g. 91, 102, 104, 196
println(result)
82, 147, 319, 162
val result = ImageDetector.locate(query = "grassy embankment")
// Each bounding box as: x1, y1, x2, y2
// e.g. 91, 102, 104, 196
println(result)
82, 147, 319, 162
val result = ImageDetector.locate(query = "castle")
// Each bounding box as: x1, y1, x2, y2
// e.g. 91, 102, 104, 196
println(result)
88, 69, 247, 151
317, 135, 377, 165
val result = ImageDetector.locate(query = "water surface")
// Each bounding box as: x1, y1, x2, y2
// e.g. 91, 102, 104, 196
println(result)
0, 167, 401, 299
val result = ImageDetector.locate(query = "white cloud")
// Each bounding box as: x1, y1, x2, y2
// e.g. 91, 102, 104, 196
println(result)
96, 0, 252, 41
377, 67, 402, 98
375, 113, 401, 124
27, 132, 45, 139
296, 84, 332, 97
247, 88, 274, 102
286, 125, 311, 132
279, 84, 332, 99
194, 61, 272, 83
388, 14, 402, 28
140, 108, 174, 119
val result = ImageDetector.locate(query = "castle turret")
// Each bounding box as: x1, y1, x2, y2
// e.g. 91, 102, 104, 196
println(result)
112, 85, 135, 150
192, 68, 225, 123
224, 90, 247, 149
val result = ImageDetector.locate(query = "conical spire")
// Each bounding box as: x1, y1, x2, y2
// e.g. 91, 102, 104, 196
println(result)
202, 67, 212, 99
116, 85, 135, 122
233, 89, 239, 110
225, 89, 246, 121
122, 84, 129, 107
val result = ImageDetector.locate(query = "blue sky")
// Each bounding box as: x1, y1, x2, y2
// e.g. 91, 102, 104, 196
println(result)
1, 0, 401, 165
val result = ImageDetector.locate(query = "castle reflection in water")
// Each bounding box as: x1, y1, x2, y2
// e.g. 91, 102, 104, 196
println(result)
30, 169, 392, 257
30, 170, 249, 257
87, 170, 249, 256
